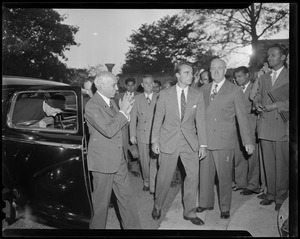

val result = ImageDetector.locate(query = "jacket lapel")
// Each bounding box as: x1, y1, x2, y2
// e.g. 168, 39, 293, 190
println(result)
94, 93, 114, 117
170, 86, 180, 121
272, 67, 288, 90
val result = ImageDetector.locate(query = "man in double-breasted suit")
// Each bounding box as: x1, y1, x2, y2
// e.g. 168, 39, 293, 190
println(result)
115, 77, 141, 177
197, 58, 254, 220
151, 62, 207, 226
84, 71, 141, 229
130, 74, 158, 194
253, 44, 289, 211
233, 66, 260, 195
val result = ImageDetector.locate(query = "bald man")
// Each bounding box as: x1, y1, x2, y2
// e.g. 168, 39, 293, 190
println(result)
197, 58, 254, 220
84, 71, 141, 229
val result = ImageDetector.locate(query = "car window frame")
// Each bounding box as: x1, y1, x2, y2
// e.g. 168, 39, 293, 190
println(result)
7, 89, 80, 134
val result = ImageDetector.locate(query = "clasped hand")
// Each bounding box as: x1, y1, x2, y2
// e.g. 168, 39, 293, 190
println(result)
119, 92, 135, 115
244, 144, 255, 155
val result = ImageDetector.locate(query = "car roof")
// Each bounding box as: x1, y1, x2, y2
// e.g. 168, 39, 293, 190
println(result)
2, 75, 69, 86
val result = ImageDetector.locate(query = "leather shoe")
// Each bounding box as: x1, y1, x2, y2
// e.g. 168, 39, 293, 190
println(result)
183, 216, 204, 226
260, 199, 274, 205
143, 186, 149, 191
196, 206, 214, 213
275, 204, 281, 211
240, 189, 258, 195
232, 186, 242, 191
152, 207, 161, 220
257, 193, 267, 199
220, 211, 230, 219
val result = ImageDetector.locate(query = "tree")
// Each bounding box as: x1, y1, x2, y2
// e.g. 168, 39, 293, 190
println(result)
184, 3, 289, 71
2, 7, 79, 82
122, 14, 214, 74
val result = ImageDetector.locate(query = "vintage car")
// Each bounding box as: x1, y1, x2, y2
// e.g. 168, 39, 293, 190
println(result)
2, 75, 93, 229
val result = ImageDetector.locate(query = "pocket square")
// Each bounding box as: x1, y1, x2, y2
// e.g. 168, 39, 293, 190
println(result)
192, 105, 197, 108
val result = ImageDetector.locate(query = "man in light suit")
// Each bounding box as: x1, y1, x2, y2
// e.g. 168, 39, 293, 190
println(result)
84, 71, 141, 229
151, 62, 207, 226
252, 44, 289, 211
130, 74, 158, 195
197, 58, 254, 220
115, 77, 141, 177
232, 66, 260, 195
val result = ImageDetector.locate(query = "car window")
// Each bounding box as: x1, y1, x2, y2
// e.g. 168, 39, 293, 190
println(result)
7, 90, 78, 133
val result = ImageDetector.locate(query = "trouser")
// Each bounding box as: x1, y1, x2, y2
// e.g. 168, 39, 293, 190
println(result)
199, 149, 234, 212
89, 158, 141, 229
260, 139, 289, 204
154, 134, 199, 218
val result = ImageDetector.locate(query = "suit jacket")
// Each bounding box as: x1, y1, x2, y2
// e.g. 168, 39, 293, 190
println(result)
253, 67, 289, 141
201, 80, 252, 150
12, 98, 45, 124
242, 82, 257, 142
84, 92, 129, 173
130, 92, 158, 144
151, 85, 207, 154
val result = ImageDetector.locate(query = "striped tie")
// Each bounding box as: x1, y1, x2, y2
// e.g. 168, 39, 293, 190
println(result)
147, 97, 151, 105
181, 90, 186, 121
271, 71, 277, 86
210, 84, 218, 101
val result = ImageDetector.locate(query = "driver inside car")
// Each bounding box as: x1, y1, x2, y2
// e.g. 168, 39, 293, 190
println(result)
12, 94, 66, 128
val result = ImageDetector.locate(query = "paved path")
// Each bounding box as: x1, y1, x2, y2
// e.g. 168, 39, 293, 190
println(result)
159, 185, 281, 237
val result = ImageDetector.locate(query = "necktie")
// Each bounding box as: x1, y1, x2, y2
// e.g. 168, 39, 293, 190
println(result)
271, 71, 277, 86
109, 101, 117, 115
210, 84, 218, 101
241, 85, 246, 91
181, 89, 186, 121
146, 96, 151, 105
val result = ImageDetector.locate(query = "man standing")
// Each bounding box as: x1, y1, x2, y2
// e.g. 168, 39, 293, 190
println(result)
197, 58, 254, 219
232, 66, 260, 195
151, 62, 207, 226
115, 77, 141, 177
84, 71, 141, 229
130, 75, 159, 195
252, 44, 289, 211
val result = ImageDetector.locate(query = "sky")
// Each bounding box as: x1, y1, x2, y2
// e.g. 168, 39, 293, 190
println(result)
54, 9, 289, 74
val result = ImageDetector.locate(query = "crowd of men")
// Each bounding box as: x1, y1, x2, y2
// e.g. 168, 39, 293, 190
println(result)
82, 43, 289, 229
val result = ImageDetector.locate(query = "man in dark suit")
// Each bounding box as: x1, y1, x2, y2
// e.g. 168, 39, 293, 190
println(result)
130, 75, 159, 195
252, 44, 289, 211
84, 71, 141, 229
115, 77, 141, 177
197, 58, 254, 220
232, 66, 260, 195
151, 62, 207, 226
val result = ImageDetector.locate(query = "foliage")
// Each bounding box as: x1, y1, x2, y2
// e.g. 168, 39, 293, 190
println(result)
2, 7, 79, 82
184, 3, 289, 70
121, 14, 214, 74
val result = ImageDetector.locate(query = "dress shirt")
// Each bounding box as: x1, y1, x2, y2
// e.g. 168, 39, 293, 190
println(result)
211, 78, 226, 94
176, 84, 188, 118
144, 92, 153, 102
271, 66, 284, 85
241, 81, 250, 93
97, 91, 129, 120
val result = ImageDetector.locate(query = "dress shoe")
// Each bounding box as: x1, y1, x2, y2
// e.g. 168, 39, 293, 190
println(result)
150, 191, 154, 195
151, 207, 161, 220
260, 199, 274, 205
232, 186, 242, 191
257, 193, 267, 199
196, 206, 214, 213
131, 171, 140, 177
220, 211, 230, 219
183, 216, 204, 225
275, 204, 282, 211
143, 185, 150, 191
240, 189, 258, 195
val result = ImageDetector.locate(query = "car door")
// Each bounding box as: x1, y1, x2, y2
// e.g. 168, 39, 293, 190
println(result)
2, 85, 92, 229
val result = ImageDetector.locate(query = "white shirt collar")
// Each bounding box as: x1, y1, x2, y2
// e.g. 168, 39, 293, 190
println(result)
211, 78, 226, 93
176, 84, 188, 97
272, 66, 284, 77
97, 91, 111, 106
242, 81, 250, 92
144, 92, 153, 100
